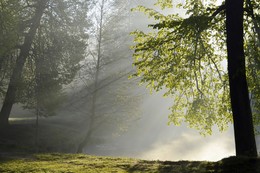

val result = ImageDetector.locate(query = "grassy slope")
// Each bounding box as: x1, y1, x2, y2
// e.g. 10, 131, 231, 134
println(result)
0, 153, 259, 173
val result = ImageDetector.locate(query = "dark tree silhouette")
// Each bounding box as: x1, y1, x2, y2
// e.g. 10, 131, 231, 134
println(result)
225, 0, 257, 157
132, 0, 259, 157
0, 0, 49, 127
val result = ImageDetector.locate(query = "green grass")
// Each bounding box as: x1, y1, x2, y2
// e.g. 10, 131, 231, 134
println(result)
0, 122, 259, 172
0, 153, 259, 173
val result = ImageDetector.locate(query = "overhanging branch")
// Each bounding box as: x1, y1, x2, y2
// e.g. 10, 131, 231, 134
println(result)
210, 4, 226, 18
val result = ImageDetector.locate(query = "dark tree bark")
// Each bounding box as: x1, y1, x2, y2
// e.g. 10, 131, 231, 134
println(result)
0, 0, 48, 127
225, 0, 257, 157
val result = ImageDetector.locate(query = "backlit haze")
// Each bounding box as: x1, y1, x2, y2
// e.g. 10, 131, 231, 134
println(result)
7, 0, 260, 161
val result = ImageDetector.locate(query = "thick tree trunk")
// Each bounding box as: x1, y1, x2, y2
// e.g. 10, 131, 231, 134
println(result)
225, 0, 257, 157
0, 0, 48, 127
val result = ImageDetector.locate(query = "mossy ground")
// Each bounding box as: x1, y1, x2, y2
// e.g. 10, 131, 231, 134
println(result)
0, 153, 259, 173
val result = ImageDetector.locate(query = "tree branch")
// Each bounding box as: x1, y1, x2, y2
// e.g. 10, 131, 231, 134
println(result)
210, 4, 226, 18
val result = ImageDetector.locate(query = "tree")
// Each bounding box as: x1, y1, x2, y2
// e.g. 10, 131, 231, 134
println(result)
0, 0, 49, 126
76, 0, 140, 153
19, 0, 89, 116
226, 0, 257, 157
0, 0, 90, 126
132, 0, 259, 157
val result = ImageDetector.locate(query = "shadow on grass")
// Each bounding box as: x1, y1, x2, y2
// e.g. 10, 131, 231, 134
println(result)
157, 161, 207, 173
0, 124, 38, 153
127, 157, 260, 173
127, 160, 211, 173
0, 122, 81, 153
215, 156, 260, 173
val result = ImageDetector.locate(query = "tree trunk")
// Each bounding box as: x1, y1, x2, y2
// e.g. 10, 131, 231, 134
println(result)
225, 0, 257, 157
0, 0, 48, 127
77, 0, 105, 153
77, 128, 93, 153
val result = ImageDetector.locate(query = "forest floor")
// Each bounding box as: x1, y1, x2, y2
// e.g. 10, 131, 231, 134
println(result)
0, 153, 259, 173
0, 121, 260, 172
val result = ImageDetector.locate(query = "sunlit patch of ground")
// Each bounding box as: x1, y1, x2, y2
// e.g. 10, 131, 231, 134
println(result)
9, 117, 36, 123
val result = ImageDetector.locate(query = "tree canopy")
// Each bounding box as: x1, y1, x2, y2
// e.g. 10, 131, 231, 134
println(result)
0, 0, 90, 118
131, 0, 260, 135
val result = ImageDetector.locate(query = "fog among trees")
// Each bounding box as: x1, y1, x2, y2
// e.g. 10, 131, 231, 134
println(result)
0, 0, 259, 161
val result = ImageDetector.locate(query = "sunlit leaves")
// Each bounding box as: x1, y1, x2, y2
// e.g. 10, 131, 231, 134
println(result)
132, 0, 260, 134
131, 6, 165, 20
154, 0, 173, 9
131, 0, 233, 135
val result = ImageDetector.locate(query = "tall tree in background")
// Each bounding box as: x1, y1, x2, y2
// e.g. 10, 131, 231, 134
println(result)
0, 0, 49, 126
132, 0, 259, 156
76, 0, 140, 153
0, 0, 90, 126
19, 0, 89, 116
77, 0, 105, 153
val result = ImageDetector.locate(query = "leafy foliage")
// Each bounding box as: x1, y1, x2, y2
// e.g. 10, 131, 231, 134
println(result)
0, 0, 90, 116
0, 0, 21, 97
131, 0, 260, 134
